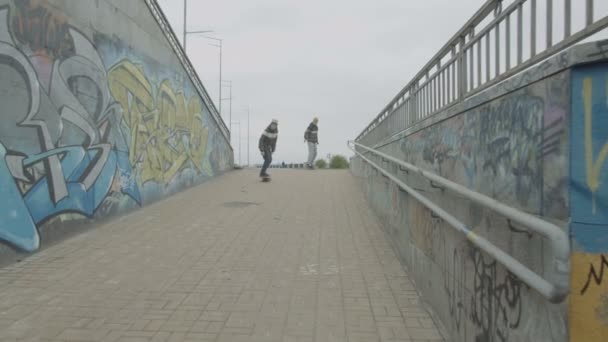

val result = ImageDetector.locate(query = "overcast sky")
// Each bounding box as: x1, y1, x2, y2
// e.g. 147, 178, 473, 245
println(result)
156, 0, 607, 165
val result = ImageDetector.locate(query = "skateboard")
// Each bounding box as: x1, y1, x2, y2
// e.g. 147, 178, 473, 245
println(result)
261, 176, 271, 182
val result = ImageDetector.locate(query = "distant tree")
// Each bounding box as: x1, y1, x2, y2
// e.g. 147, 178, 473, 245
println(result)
329, 155, 349, 169
315, 159, 327, 169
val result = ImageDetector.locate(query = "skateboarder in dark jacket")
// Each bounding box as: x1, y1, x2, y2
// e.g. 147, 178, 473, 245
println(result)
259, 119, 278, 177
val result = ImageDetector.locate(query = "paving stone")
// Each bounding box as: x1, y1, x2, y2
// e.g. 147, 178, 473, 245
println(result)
0, 170, 444, 341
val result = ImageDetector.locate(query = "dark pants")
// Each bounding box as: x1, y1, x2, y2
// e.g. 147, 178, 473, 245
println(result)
260, 148, 272, 175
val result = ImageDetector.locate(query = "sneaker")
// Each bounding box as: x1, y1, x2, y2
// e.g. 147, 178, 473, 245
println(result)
260, 172, 270, 177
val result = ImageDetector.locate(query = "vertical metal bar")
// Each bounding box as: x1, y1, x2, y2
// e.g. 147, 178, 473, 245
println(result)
422, 86, 425, 117
531, 0, 537, 57
403, 99, 407, 130
442, 71, 445, 107
407, 99, 410, 128
416, 88, 420, 122
409, 97, 412, 128
564, 0, 571, 37
400, 100, 404, 131
423, 85, 428, 116
435, 75, 439, 111
427, 75, 431, 115
459, 36, 467, 99
408, 97, 411, 127
586, 0, 594, 25
451, 46, 456, 101
431, 79, 435, 113
436, 75, 439, 111
452, 61, 456, 102
433, 79, 436, 112
495, 24, 500, 77
547, 0, 553, 47
438, 71, 442, 109
438, 67, 442, 109
414, 88, 418, 122
412, 88, 416, 124
424, 81, 433, 117
427, 83, 431, 115
469, 44, 475, 90
431, 68, 435, 112
425, 85, 429, 117
447, 63, 451, 104
398, 103, 402, 132
477, 40, 482, 87
411, 87, 416, 125
407, 97, 411, 125
443, 67, 447, 107
435, 74, 439, 111
424, 84, 427, 116
409, 87, 420, 126
467, 29, 474, 92
517, 3, 523, 64
506, 13, 511, 70
486, 33, 490, 82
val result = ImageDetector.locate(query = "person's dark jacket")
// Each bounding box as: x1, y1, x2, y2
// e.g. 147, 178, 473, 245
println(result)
304, 122, 318, 144
259, 124, 278, 153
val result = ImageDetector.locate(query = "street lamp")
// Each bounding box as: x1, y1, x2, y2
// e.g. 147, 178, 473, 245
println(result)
247, 106, 250, 167
197, 35, 223, 117
231, 121, 241, 166
221, 80, 232, 137
182, 0, 213, 51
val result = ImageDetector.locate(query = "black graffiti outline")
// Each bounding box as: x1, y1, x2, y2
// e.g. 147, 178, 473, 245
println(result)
580, 254, 608, 295
470, 248, 523, 342
444, 246, 466, 332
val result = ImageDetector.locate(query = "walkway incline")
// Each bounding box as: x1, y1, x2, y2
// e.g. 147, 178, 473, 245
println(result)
0, 170, 444, 342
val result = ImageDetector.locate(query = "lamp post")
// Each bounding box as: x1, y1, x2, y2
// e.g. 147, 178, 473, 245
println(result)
192, 35, 223, 115
221, 80, 232, 136
247, 106, 250, 167
182, 0, 213, 51
231, 121, 241, 165
205, 37, 223, 116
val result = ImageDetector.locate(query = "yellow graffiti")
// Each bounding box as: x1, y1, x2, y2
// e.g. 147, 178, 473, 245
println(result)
108, 59, 209, 185
571, 252, 608, 341
583, 77, 608, 214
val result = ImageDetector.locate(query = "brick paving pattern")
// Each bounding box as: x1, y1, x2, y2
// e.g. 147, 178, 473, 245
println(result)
0, 169, 445, 342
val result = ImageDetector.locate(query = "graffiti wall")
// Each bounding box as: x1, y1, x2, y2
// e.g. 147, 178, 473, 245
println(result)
352, 68, 570, 341
570, 63, 608, 341
395, 71, 569, 220
0, 0, 232, 253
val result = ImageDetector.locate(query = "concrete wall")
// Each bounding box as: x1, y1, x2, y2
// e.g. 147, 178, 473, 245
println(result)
350, 45, 608, 341
569, 63, 608, 341
0, 0, 233, 256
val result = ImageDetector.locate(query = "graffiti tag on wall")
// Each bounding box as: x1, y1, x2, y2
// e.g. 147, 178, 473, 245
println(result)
0, 1, 229, 252
107, 60, 210, 185
469, 249, 522, 342
571, 65, 608, 225
570, 64, 608, 341
0, 4, 141, 251
398, 76, 569, 220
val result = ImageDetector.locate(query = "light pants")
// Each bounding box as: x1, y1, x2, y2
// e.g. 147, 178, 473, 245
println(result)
307, 142, 317, 166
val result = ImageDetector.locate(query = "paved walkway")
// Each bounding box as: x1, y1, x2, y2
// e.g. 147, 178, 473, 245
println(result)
0, 169, 444, 342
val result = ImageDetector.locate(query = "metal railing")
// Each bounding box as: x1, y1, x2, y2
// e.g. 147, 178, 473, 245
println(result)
349, 141, 570, 303
357, 0, 608, 147
143, 0, 231, 144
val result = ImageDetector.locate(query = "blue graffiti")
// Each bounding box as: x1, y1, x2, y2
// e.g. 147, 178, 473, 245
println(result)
0, 142, 141, 252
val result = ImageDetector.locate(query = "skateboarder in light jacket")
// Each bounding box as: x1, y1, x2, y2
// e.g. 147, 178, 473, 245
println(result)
304, 117, 319, 169
259, 119, 278, 177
